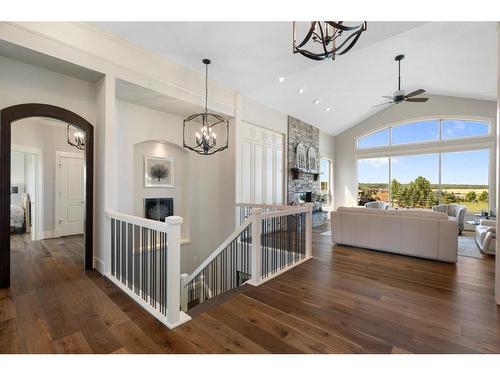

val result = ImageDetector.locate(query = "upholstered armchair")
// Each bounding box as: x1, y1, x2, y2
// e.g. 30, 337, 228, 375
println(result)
475, 219, 496, 255
432, 204, 467, 234
364, 201, 390, 210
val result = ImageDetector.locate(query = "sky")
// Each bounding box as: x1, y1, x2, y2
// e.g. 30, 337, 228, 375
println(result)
357, 120, 490, 185
358, 149, 489, 185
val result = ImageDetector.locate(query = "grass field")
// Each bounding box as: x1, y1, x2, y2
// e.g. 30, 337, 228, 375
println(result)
461, 201, 489, 214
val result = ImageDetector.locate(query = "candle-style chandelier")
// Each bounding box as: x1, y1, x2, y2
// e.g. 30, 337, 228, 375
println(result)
183, 59, 229, 156
293, 21, 367, 61
67, 123, 85, 150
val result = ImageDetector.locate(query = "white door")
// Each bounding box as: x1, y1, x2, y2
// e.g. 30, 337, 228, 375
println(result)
239, 122, 284, 205
56, 152, 85, 237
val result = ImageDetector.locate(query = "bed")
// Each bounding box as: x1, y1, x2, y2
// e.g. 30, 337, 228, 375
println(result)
10, 184, 30, 233
10, 204, 25, 229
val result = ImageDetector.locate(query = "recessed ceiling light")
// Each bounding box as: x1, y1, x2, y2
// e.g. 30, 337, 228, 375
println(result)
325, 107, 331, 112
313, 99, 320, 105
297, 88, 304, 94
278, 77, 285, 83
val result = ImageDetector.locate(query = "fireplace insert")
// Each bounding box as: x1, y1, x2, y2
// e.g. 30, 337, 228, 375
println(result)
144, 198, 174, 222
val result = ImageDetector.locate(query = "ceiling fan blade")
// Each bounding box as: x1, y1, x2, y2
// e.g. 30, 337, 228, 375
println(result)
382, 96, 394, 100
406, 89, 425, 98
371, 102, 393, 108
406, 97, 429, 102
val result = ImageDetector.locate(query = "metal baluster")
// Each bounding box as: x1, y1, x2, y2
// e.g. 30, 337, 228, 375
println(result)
111, 219, 115, 277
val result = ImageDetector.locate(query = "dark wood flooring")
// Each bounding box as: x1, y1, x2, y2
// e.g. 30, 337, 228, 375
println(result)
1, 226, 499, 353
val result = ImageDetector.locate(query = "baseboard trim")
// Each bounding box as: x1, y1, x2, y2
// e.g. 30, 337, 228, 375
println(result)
94, 257, 105, 275
40, 230, 54, 239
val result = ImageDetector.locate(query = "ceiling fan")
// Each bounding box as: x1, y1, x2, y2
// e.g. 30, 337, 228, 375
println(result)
373, 54, 429, 107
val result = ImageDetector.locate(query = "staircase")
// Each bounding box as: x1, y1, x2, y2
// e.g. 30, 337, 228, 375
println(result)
105, 203, 313, 328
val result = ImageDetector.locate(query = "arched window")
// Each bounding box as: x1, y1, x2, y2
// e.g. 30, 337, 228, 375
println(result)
357, 119, 490, 150
356, 118, 493, 222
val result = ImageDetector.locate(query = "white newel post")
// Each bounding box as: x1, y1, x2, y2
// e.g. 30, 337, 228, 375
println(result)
166, 216, 183, 326
305, 203, 313, 259
249, 208, 262, 286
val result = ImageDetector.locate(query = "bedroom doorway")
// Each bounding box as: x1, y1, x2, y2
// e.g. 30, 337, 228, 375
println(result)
0, 104, 94, 289
10, 145, 42, 242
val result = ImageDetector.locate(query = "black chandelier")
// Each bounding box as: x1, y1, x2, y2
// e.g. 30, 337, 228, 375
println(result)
67, 123, 85, 150
183, 59, 229, 156
293, 21, 367, 61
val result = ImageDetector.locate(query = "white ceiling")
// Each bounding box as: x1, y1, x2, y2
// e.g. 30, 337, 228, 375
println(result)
92, 22, 498, 135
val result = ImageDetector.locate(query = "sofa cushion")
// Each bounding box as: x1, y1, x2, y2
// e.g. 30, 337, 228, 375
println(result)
385, 209, 447, 220
337, 207, 385, 215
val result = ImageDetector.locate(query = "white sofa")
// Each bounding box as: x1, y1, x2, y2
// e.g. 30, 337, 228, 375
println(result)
475, 219, 496, 255
331, 207, 458, 263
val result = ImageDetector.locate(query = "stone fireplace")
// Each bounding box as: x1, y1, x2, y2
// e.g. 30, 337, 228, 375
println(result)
287, 116, 328, 227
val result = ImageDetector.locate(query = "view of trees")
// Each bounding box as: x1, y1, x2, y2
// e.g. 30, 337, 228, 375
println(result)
391, 177, 438, 208
359, 176, 489, 211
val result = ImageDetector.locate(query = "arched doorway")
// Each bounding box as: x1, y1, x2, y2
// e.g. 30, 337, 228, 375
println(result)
0, 103, 94, 288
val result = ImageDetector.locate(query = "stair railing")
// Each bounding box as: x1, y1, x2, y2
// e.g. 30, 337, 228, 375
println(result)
105, 211, 191, 329
180, 218, 253, 311
181, 203, 313, 311
106, 203, 313, 326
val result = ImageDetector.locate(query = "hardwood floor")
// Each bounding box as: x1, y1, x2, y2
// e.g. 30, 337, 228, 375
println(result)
1, 226, 499, 353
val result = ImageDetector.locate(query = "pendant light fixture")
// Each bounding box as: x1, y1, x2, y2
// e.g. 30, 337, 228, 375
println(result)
293, 21, 367, 61
67, 123, 85, 150
183, 59, 229, 156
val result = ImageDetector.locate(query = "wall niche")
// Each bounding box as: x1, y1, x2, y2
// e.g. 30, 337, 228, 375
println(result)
133, 140, 191, 240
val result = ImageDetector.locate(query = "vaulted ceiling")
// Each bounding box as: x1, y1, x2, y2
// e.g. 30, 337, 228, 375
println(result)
92, 22, 497, 135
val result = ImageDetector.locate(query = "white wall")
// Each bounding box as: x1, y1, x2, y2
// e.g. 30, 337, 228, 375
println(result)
116, 99, 235, 274
320, 130, 335, 160
11, 119, 84, 235
0, 55, 96, 120
241, 96, 288, 134
334, 95, 497, 208
10, 151, 25, 185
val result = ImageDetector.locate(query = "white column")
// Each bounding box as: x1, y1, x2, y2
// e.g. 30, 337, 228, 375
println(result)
305, 203, 314, 258
249, 208, 262, 286
166, 216, 183, 325
96, 75, 116, 275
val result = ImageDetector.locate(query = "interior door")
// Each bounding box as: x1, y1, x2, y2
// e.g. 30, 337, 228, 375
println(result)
56, 153, 84, 237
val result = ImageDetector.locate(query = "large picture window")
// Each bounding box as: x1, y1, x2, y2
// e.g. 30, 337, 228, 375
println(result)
391, 154, 439, 208
357, 157, 389, 206
441, 150, 489, 217
358, 149, 490, 217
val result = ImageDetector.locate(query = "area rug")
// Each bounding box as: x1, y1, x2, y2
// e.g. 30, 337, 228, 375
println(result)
458, 233, 484, 259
